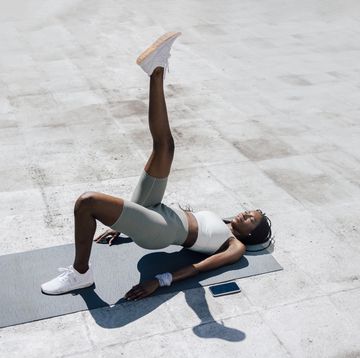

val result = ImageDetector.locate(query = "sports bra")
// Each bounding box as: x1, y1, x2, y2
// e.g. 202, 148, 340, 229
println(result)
188, 211, 233, 255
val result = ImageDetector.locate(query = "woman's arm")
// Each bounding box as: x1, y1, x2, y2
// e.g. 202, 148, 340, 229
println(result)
124, 238, 246, 301
173, 237, 246, 282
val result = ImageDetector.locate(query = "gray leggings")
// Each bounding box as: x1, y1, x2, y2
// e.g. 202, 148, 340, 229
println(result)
110, 170, 189, 249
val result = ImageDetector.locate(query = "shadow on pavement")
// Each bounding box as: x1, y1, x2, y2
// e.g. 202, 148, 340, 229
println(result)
74, 247, 248, 342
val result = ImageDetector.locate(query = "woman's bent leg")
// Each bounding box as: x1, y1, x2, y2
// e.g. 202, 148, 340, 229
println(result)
73, 191, 124, 273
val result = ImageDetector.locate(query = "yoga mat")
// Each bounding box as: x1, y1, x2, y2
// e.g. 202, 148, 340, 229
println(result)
0, 238, 282, 328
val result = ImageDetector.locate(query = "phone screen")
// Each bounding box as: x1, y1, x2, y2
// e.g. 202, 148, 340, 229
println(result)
209, 282, 241, 297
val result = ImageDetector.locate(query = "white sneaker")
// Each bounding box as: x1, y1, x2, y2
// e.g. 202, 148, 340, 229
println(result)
41, 264, 94, 295
136, 31, 182, 78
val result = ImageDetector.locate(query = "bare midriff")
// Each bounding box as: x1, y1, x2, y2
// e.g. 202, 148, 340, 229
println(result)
182, 211, 198, 248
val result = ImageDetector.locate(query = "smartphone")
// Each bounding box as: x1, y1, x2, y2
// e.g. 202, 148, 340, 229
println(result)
209, 282, 241, 297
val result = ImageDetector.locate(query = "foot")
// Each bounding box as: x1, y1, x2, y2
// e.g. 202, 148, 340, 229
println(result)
41, 264, 94, 295
136, 31, 182, 78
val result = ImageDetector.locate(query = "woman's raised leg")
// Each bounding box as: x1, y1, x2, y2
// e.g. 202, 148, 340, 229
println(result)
73, 66, 175, 272
72, 67, 174, 274
144, 66, 175, 178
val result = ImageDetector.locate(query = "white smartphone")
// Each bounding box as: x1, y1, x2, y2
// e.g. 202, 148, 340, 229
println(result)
209, 282, 241, 297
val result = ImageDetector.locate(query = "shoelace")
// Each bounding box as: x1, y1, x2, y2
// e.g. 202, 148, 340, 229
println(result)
58, 266, 77, 283
162, 54, 171, 79
164, 60, 170, 79
155, 46, 171, 79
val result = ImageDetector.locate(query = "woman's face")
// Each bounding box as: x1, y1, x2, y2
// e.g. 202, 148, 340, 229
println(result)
230, 210, 263, 237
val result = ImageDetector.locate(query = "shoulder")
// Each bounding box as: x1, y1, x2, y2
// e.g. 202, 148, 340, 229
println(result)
228, 236, 246, 251
215, 236, 246, 255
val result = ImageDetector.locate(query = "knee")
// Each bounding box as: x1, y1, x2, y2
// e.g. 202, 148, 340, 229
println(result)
153, 136, 175, 154
74, 191, 97, 214
168, 137, 175, 153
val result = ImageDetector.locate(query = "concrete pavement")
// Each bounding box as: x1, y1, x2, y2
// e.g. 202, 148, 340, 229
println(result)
1, 0, 360, 357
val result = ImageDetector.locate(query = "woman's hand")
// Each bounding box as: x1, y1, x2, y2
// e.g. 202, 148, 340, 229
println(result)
125, 279, 160, 301
93, 229, 120, 246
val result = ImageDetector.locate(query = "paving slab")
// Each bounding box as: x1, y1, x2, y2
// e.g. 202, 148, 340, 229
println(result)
1, 0, 360, 357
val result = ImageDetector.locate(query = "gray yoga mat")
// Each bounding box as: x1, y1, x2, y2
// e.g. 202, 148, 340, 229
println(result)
0, 237, 282, 328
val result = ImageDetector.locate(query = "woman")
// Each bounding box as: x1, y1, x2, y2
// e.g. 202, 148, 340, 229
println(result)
41, 32, 272, 299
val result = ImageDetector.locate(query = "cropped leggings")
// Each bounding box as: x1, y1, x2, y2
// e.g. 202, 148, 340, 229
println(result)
110, 170, 189, 250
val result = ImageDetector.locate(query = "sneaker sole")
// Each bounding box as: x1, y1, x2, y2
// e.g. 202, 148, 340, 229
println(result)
136, 31, 182, 65
41, 281, 94, 295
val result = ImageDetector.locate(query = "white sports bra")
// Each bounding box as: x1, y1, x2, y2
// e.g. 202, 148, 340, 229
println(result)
188, 211, 233, 255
